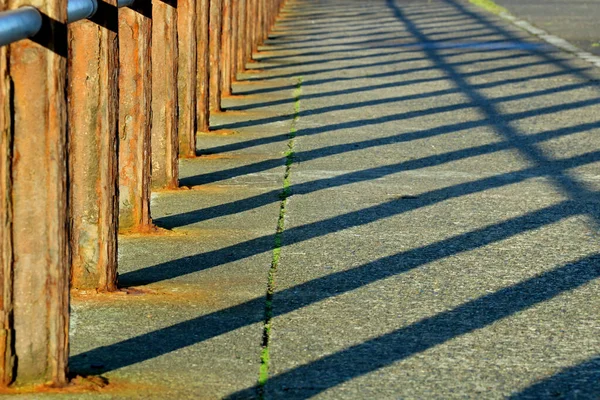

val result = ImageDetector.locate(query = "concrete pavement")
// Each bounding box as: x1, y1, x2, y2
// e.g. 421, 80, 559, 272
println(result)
21, 0, 600, 398
491, 0, 600, 56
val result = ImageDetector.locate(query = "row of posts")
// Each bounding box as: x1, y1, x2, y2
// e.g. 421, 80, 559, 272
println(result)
0, 0, 285, 387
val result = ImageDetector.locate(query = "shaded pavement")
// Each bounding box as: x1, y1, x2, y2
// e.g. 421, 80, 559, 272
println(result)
43, 0, 600, 398
492, 0, 600, 56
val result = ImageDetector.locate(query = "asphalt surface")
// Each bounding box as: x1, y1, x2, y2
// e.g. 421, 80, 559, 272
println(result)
492, 0, 600, 55
21, 0, 600, 398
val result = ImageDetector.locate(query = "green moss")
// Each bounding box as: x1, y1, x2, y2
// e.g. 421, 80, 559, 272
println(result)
469, 0, 508, 15
257, 77, 303, 398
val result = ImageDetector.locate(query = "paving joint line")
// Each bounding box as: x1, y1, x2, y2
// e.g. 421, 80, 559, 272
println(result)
257, 76, 303, 399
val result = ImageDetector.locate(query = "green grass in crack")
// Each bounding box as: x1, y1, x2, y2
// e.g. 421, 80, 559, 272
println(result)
258, 77, 303, 397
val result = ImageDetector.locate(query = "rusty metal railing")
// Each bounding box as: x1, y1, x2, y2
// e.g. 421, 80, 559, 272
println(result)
0, 0, 146, 47
0, 6, 41, 45
0, 0, 286, 388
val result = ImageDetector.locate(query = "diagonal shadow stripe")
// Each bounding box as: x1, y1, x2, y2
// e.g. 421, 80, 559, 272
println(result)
508, 356, 600, 399
131, 147, 600, 286
170, 132, 600, 230
226, 253, 600, 399
74, 200, 588, 375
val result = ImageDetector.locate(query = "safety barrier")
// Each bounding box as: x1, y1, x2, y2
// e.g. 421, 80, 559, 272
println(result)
0, 0, 285, 387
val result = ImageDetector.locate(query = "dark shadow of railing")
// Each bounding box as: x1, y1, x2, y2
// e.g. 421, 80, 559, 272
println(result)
508, 356, 600, 399
71, 0, 600, 398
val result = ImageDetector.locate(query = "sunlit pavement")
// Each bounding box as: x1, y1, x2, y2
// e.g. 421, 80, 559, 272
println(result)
58, 0, 600, 398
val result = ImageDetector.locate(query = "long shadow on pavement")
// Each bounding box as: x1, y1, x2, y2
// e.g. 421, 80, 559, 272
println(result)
72, 0, 600, 397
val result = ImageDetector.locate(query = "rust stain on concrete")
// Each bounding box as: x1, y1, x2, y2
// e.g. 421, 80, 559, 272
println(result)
118, 224, 183, 237
0, 375, 167, 396
199, 128, 239, 136
72, 277, 259, 307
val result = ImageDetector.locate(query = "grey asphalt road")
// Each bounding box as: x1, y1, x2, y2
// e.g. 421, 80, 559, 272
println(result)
492, 0, 600, 55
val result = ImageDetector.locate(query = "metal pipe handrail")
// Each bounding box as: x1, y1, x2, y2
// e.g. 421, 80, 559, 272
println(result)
67, 0, 98, 23
0, 6, 42, 47
0, 0, 135, 47
118, 0, 136, 8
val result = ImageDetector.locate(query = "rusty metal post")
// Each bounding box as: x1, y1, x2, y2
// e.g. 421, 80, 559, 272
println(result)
252, 0, 259, 53
1, 0, 69, 386
68, 0, 119, 292
0, 3, 13, 385
264, 0, 270, 42
236, 0, 246, 74
265, 0, 270, 42
221, 0, 232, 96
151, 0, 178, 189
268, 0, 277, 37
208, 0, 222, 112
251, 0, 258, 55
118, 2, 153, 231
196, 0, 210, 133
230, 0, 239, 82
245, 0, 253, 62
256, 0, 263, 46
231, 0, 246, 76
178, 0, 197, 157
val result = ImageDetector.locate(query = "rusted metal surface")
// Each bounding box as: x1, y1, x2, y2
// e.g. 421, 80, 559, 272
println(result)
229, 0, 236, 83
235, 0, 246, 74
208, 0, 222, 112
230, 0, 240, 80
256, 0, 263, 47
0, 0, 288, 387
267, 0, 276, 40
151, 0, 179, 189
118, 2, 152, 231
196, 0, 210, 133
7, 0, 69, 385
177, 0, 197, 157
0, 374, 167, 395
246, 0, 255, 61
0, 0, 14, 385
68, 0, 119, 292
221, 0, 232, 96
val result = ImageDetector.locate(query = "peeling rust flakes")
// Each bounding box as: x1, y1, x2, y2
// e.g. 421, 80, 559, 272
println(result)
118, 224, 182, 237
195, 153, 240, 160
71, 286, 157, 300
220, 94, 249, 100
175, 183, 243, 194
199, 128, 238, 136
0, 375, 107, 394
235, 79, 271, 85
215, 108, 252, 116
71, 283, 227, 306
0, 375, 166, 395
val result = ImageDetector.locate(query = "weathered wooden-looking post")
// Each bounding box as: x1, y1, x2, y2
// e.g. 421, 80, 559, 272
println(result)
0, 0, 289, 387
0, 20, 12, 386
230, 0, 240, 82
221, 0, 232, 96
196, 0, 210, 133
209, 0, 222, 112
151, 0, 178, 189
246, 0, 255, 63
266, 0, 275, 42
256, 0, 262, 49
0, 0, 69, 385
119, 1, 153, 232
68, 0, 120, 292
235, 0, 247, 75
178, 0, 197, 157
